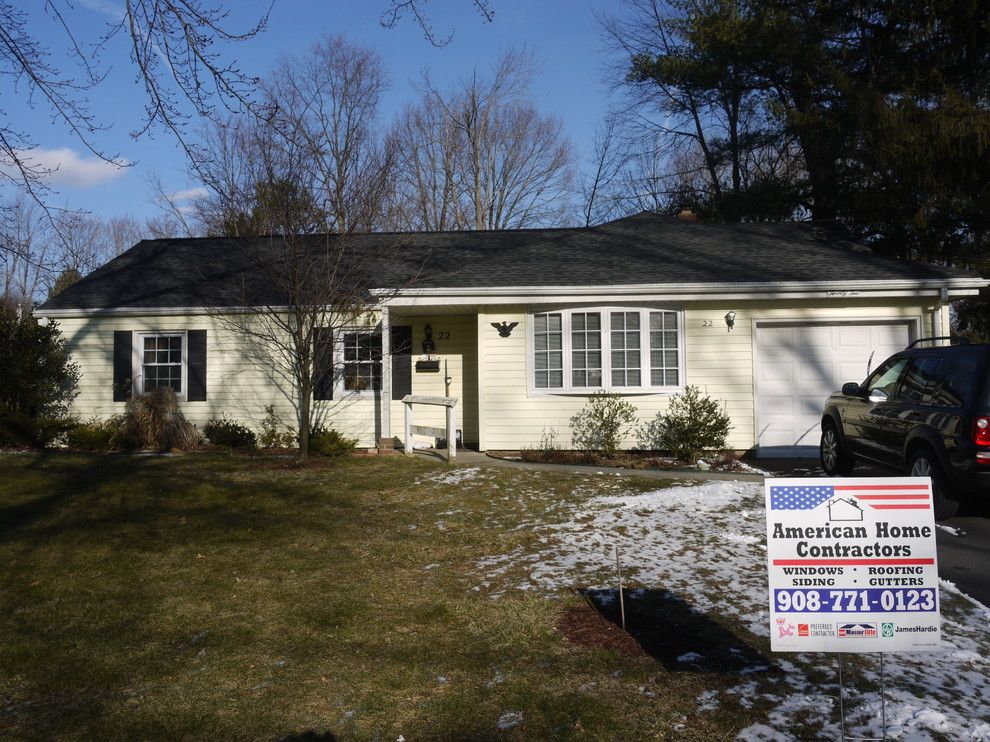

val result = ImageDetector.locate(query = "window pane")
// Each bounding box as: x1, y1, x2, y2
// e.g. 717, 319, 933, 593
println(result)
611, 313, 624, 330
548, 333, 562, 351
587, 313, 601, 330
572, 370, 585, 386
547, 314, 562, 332
612, 369, 624, 386
665, 369, 678, 385
548, 370, 563, 387
572, 313, 585, 331
536, 370, 548, 388
627, 369, 640, 386
573, 333, 585, 350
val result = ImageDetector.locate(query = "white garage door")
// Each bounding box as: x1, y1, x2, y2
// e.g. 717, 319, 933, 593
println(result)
755, 321, 913, 457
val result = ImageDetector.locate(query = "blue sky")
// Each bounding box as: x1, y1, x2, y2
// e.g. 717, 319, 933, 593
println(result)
9, 0, 625, 223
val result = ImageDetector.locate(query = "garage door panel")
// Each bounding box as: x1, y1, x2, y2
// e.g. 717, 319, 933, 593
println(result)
756, 321, 911, 456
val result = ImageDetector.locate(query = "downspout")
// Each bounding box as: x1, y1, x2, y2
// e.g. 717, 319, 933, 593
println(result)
931, 286, 949, 341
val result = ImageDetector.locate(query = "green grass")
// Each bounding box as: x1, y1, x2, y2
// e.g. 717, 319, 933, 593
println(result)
0, 453, 766, 740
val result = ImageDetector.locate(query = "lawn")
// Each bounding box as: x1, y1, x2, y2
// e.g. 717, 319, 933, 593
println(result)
0, 453, 986, 740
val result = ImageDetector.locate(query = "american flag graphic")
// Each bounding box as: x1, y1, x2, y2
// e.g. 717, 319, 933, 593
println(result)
770, 483, 931, 511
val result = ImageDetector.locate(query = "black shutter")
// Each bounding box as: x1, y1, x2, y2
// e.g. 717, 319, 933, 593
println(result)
391, 325, 412, 400
187, 330, 207, 401
313, 327, 334, 400
112, 331, 132, 402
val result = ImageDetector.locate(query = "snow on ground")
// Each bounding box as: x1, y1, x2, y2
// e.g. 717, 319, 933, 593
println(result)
472, 479, 990, 741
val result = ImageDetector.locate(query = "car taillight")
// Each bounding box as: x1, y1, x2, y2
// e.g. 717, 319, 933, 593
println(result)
974, 416, 990, 452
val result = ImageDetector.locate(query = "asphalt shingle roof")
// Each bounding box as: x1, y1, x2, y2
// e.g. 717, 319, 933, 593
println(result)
40, 212, 979, 311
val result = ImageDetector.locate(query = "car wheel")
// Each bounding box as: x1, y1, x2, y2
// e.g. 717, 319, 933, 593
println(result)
908, 449, 960, 521
820, 420, 855, 475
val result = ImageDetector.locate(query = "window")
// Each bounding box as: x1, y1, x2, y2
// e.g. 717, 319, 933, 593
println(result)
898, 357, 941, 403
342, 330, 382, 392
534, 313, 563, 389
139, 333, 184, 394
571, 312, 601, 388
530, 308, 682, 393
865, 357, 908, 398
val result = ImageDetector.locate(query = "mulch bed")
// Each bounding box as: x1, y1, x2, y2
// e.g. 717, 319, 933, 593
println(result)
490, 449, 755, 473
557, 604, 645, 657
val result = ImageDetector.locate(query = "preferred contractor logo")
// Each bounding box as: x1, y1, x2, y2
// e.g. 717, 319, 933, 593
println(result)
882, 622, 895, 638
837, 623, 878, 638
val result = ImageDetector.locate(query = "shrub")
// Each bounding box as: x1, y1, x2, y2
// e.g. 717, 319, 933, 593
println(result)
309, 425, 357, 458
203, 414, 256, 449
66, 417, 121, 451
637, 385, 732, 461
0, 414, 76, 448
570, 391, 637, 457
0, 307, 80, 448
119, 388, 202, 451
539, 425, 559, 458
258, 405, 296, 448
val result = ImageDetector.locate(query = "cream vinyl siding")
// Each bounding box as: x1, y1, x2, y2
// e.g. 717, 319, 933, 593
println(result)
52, 312, 383, 448
477, 298, 935, 451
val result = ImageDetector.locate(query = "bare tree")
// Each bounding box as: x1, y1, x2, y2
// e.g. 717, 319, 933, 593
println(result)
264, 35, 394, 232
201, 122, 418, 459
396, 48, 575, 231
104, 216, 145, 257
581, 116, 629, 226
0, 1, 269, 247
380, 0, 495, 47
1, 197, 53, 306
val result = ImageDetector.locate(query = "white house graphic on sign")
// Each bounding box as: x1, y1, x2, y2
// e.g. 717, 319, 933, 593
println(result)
827, 497, 864, 521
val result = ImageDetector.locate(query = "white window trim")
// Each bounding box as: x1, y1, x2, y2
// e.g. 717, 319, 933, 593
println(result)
526, 306, 686, 396
133, 330, 188, 400
334, 326, 383, 399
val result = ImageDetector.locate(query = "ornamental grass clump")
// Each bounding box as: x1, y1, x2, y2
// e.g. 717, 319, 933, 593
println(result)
570, 391, 637, 457
118, 388, 201, 451
637, 385, 731, 461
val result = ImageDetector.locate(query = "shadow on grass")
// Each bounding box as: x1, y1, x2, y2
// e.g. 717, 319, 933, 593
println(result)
277, 732, 338, 742
581, 587, 772, 673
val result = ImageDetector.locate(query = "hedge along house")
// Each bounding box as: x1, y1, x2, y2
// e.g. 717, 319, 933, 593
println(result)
36, 212, 989, 457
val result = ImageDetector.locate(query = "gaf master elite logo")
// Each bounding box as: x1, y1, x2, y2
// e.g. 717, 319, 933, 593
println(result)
837, 623, 878, 638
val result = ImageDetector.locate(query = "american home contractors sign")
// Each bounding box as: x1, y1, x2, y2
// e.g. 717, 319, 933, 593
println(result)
765, 478, 941, 653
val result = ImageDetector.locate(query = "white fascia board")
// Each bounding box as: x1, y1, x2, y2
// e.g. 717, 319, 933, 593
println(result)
34, 301, 386, 320
375, 279, 986, 307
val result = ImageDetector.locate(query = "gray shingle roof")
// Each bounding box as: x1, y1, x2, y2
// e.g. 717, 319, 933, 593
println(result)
39, 212, 979, 311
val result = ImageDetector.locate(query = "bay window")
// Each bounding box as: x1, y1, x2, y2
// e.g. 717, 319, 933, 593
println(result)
530, 308, 682, 393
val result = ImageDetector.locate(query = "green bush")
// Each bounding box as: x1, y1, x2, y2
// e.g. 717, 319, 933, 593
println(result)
0, 307, 80, 448
204, 414, 257, 449
309, 425, 357, 458
569, 391, 637, 457
258, 405, 296, 448
0, 414, 76, 448
119, 388, 202, 451
66, 417, 121, 451
637, 385, 732, 461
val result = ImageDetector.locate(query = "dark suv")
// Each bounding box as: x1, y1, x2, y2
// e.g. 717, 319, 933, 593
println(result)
820, 338, 990, 519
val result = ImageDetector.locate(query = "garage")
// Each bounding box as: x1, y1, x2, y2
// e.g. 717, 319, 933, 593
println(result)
755, 320, 915, 457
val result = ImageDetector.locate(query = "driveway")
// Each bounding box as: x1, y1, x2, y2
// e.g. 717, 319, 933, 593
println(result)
756, 457, 990, 607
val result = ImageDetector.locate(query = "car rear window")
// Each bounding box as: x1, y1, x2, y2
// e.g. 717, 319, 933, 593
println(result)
928, 349, 983, 408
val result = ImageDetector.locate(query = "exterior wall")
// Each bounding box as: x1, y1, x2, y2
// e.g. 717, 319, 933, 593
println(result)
52, 312, 383, 448
477, 297, 937, 452
388, 314, 479, 448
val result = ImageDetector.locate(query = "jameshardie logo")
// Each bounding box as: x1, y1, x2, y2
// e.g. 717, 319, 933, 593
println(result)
882, 622, 895, 638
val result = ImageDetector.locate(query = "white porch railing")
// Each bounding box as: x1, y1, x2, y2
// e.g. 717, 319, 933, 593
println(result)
401, 394, 458, 461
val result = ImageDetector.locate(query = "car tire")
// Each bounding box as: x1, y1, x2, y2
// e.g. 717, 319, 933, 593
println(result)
820, 419, 855, 475
908, 448, 960, 521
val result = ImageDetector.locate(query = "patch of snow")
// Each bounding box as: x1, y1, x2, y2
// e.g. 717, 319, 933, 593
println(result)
426, 467, 482, 485
677, 651, 703, 664
496, 711, 523, 730
936, 524, 965, 537
696, 689, 720, 712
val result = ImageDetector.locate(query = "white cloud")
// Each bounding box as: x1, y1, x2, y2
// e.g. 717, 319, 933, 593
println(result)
170, 187, 209, 202
17, 147, 129, 188
77, 0, 125, 19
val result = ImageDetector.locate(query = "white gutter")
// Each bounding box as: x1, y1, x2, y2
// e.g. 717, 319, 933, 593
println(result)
371, 277, 988, 299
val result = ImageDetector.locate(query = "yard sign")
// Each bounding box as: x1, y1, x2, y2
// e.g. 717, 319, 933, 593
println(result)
765, 477, 941, 653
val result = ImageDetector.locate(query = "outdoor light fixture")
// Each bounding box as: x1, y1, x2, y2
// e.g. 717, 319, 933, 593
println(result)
724, 310, 737, 331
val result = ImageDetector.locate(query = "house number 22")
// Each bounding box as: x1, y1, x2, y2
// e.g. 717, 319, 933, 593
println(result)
437, 331, 451, 341
700, 320, 714, 327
